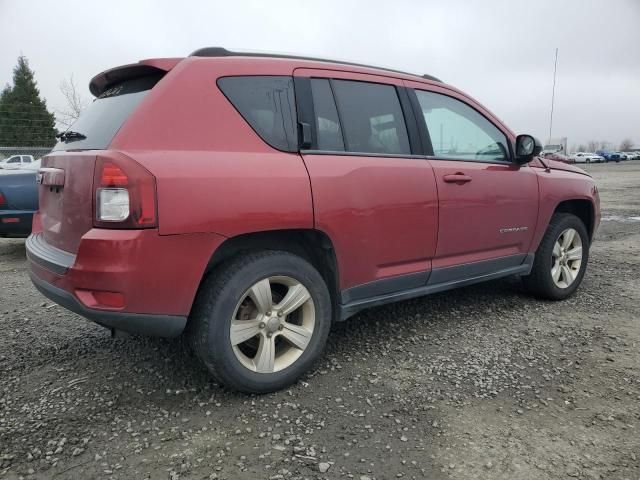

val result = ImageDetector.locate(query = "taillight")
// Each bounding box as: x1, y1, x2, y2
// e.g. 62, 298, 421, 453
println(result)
97, 188, 130, 222
0, 191, 5, 208
93, 155, 157, 229
101, 162, 128, 186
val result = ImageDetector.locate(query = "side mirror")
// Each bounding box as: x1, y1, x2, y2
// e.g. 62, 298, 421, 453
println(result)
515, 134, 542, 164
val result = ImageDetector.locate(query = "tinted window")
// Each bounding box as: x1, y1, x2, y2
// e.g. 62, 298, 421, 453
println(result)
8, 157, 20, 163
54, 74, 163, 151
218, 76, 298, 152
331, 80, 410, 155
310, 79, 344, 151
415, 90, 509, 162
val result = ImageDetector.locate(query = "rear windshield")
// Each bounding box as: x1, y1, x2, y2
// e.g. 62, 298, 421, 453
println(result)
53, 74, 162, 151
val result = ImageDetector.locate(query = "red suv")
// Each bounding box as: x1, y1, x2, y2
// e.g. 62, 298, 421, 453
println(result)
27, 48, 600, 393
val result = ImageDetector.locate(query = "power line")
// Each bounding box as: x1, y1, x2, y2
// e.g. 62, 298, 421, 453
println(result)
0, 109, 55, 114
0, 120, 57, 124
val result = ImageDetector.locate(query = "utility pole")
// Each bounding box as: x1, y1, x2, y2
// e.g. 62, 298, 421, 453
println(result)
549, 48, 558, 141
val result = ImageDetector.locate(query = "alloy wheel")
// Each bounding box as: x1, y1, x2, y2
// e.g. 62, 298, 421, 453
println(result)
230, 276, 315, 373
551, 228, 583, 288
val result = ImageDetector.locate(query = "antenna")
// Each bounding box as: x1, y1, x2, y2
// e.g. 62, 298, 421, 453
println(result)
549, 48, 558, 141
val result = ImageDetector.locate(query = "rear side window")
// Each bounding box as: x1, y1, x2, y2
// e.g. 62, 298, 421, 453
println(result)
218, 76, 298, 152
310, 79, 345, 151
331, 80, 410, 155
54, 74, 163, 151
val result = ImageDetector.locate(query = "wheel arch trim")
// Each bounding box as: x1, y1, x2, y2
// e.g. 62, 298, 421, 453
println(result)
197, 228, 341, 316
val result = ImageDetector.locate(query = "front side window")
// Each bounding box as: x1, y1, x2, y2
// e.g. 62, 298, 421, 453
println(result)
415, 90, 509, 162
331, 80, 410, 155
218, 76, 298, 152
8, 156, 20, 163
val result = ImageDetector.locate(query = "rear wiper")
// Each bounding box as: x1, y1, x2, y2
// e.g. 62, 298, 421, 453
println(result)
56, 130, 87, 142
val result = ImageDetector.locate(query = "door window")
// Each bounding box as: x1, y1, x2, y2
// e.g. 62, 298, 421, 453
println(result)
331, 80, 410, 155
415, 90, 509, 162
310, 79, 345, 151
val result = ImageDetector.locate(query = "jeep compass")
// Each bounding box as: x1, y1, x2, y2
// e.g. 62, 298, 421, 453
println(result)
27, 48, 600, 393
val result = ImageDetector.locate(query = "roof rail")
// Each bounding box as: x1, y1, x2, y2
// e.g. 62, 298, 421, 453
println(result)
189, 47, 442, 83
422, 74, 440, 82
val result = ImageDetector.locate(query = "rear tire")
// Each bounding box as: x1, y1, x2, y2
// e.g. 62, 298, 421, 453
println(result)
522, 213, 589, 300
188, 251, 332, 393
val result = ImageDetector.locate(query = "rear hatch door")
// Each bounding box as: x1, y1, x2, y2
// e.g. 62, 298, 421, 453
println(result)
39, 64, 174, 254
39, 151, 97, 253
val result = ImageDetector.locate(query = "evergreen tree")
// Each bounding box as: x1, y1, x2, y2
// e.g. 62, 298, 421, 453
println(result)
0, 56, 56, 147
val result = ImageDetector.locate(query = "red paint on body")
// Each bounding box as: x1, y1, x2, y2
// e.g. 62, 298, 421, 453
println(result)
29, 54, 600, 326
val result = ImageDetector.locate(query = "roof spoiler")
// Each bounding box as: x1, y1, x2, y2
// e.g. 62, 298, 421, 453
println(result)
89, 58, 182, 97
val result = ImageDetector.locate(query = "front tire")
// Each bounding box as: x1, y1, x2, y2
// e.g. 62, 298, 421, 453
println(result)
189, 251, 332, 393
522, 213, 589, 300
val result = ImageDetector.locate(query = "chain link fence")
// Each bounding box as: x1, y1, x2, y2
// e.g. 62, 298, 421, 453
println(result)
0, 146, 52, 161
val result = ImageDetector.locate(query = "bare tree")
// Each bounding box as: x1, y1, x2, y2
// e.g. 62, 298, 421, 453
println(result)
56, 75, 88, 128
587, 141, 599, 152
620, 138, 634, 151
577, 144, 587, 152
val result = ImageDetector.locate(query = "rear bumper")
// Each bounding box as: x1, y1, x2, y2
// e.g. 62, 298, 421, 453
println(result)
29, 270, 187, 337
26, 227, 226, 337
26, 232, 76, 274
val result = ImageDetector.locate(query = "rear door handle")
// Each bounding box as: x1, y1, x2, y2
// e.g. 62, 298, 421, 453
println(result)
443, 173, 472, 184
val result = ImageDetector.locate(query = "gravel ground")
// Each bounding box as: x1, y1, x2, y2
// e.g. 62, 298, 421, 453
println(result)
1, 162, 639, 480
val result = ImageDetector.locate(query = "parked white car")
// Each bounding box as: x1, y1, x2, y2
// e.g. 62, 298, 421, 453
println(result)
624, 152, 640, 160
571, 152, 604, 163
0, 155, 35, 169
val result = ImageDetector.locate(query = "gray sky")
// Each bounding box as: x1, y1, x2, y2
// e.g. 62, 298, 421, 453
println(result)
1, 0, 639, 148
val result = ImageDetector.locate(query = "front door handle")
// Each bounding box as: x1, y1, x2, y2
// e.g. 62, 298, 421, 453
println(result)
443, 173, 472, 184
